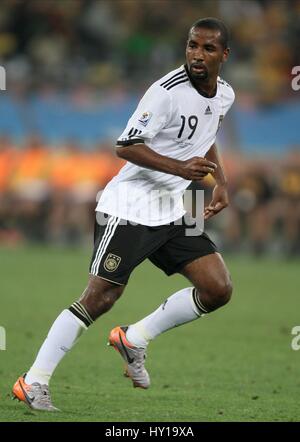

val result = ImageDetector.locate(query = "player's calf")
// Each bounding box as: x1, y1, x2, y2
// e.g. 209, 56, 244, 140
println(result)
79, 275, 125, 320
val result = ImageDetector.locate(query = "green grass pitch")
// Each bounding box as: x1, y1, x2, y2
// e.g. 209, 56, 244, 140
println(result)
0, 246, 299, 422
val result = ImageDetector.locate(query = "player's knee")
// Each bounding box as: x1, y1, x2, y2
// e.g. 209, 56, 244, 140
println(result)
215, 278, 233, 306
196, 276, 233, 311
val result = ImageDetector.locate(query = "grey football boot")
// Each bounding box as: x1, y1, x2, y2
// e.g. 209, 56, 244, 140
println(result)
108, 326, 150, 389
12, 374, 60, 411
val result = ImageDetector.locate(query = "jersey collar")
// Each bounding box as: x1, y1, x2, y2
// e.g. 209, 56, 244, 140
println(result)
184, 64, 217, 99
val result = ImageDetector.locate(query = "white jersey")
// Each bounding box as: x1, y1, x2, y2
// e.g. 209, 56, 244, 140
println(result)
97, 65, 235, 226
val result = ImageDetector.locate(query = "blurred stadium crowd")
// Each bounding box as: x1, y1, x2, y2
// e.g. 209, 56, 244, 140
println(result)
0, 0, 299, 255
0, 0, 300, 103
0, 134, 125, 244
1, 0, 299, 103
1, 134, 300, 256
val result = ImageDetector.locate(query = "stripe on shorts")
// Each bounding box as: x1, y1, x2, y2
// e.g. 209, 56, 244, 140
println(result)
91, 215, 120, 275
91, 215, 116, 274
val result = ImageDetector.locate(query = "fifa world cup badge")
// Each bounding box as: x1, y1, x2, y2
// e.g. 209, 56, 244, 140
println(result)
138, 111, 153, 127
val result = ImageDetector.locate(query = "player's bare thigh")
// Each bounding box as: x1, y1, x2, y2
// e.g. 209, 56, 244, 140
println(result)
180, 252, 233, 311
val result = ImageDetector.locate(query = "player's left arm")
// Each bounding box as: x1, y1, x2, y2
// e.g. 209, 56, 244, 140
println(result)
204, 143, 229, 220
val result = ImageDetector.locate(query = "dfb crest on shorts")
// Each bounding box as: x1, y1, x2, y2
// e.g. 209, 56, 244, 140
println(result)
104, 253, 121, 272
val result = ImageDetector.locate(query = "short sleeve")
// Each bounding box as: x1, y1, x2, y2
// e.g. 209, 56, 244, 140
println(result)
116, 84, 172, 146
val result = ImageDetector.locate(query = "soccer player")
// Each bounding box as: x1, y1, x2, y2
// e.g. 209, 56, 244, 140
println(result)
13, 18, 235, 411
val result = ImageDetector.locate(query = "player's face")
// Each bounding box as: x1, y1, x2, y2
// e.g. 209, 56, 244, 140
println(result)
186, 27, 229, 81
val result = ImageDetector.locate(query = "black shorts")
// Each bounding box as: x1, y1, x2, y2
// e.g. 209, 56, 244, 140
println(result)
89, 212, 218, 285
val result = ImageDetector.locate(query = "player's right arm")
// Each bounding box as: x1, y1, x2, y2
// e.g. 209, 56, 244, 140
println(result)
116, 143, 217, 181
115, 82, 216, 181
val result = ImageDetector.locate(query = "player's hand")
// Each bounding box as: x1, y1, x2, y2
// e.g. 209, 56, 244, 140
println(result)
179, 157, 217, 180
204, 184, 229, 220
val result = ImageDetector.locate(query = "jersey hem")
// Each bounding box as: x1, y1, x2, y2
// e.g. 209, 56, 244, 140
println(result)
95, 207, 186, 227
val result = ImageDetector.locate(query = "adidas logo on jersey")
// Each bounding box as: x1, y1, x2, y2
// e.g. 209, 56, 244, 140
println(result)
204, 106, 212, 115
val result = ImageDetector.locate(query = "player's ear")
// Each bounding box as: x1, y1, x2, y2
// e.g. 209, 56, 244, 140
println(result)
222, 48, 230, 63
